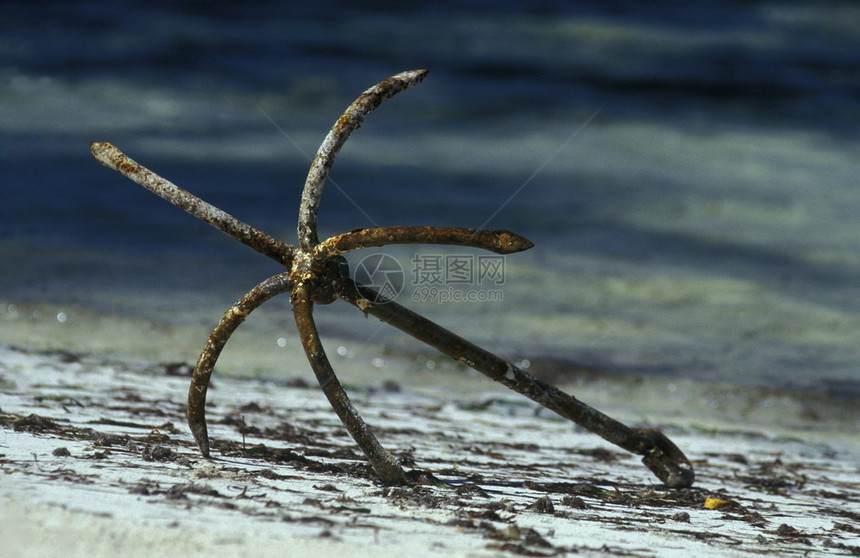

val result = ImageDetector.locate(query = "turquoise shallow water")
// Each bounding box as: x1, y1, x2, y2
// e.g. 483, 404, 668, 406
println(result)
1, 3, 858, 397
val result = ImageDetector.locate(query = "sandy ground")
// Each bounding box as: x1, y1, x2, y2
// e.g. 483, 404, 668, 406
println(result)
1, 345, 858, 557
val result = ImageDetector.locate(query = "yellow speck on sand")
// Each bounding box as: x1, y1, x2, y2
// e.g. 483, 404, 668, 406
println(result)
704, 498, 729, 510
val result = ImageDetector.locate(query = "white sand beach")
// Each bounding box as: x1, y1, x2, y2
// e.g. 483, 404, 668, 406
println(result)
2, 341, 857, 557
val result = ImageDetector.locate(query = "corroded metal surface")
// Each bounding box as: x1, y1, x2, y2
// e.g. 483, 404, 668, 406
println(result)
316, 226, 534, 257
291, 282, 405, 484
187, 272, 293, 456
90, 142, 293, 267
91, 70, 695, 488
298, 69, 429, 250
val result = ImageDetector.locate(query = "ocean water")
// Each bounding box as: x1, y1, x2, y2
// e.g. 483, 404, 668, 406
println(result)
1, 2, 858, 398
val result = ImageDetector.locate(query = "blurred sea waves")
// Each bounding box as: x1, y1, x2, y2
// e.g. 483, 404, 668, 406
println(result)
1, 2, 858, 396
